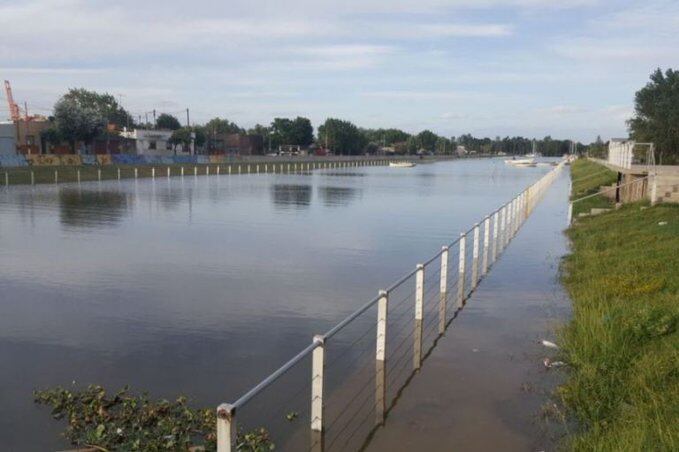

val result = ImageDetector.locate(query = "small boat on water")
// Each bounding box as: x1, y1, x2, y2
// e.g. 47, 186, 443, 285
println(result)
389, 161, 416, 168
505, 158, 536, 167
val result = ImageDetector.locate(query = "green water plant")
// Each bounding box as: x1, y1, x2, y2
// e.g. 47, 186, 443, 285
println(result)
34, 385, 274, 451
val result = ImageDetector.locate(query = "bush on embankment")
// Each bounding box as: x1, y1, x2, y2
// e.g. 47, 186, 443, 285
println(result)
559, 201, 679, 450
569, 159, 618, 217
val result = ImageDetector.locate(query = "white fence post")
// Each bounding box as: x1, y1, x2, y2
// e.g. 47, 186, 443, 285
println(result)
375, 290, 388, 425
311, 335, 325, 433
650, 173, 658, 206
216, 403, 235, 452
413, 264, 424, 370
567, 202, 573, 225
472, 223, 480, 289
457, 233, 466, 308
151, 167, 155, 179
492, 211, 499, 263
439, 246, 449, 334
482, 216, 490, 275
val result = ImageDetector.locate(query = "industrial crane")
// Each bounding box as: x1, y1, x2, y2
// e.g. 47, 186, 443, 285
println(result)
4, 80, 22, 121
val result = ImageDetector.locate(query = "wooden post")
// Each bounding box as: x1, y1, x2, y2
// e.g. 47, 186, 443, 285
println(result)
439, 246, 449, 334
457, 233, 466, 307
472, 223, 480, 289
413, 264, 424, 370
311, 335, 325, 433
216, 403, 235, 452
375, 290, 388, 425
482, 216, 490, 275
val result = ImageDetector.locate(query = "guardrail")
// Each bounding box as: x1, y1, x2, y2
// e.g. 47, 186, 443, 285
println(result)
216, 160, 566, 452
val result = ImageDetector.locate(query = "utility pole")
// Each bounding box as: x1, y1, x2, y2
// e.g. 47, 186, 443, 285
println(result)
186, 108, 190, 127
152, 109, 156, 129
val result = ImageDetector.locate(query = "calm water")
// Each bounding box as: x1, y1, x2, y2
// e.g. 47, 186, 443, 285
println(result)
0, 159, 552, 450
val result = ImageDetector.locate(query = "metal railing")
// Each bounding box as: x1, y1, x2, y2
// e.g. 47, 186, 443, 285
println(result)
216, 160, 566, 451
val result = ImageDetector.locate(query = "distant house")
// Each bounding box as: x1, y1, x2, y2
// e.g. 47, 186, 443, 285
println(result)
226, 134, 264, 155
120, 128, 194, 155
0, 121, 17, 155
15, 118, 50, 154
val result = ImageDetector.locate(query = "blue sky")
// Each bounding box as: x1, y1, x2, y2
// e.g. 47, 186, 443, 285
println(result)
1, 0, 678, 142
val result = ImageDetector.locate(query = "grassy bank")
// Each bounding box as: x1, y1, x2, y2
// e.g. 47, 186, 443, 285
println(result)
569, 159, 618, 216
559, 199, 679, 450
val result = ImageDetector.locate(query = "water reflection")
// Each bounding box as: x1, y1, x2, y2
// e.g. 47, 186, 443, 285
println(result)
271, 184, 312, 208
59, 189, 129, 228
318, 186, 360, 207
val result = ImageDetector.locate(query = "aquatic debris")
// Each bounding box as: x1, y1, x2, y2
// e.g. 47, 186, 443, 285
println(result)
541, 340, 559, 349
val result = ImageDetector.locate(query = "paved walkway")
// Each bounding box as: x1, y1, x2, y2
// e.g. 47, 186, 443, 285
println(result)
365, 171, 571, 451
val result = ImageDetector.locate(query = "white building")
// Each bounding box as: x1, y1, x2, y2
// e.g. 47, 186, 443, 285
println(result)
120, 128, 194, 155
0, 122, 17, 155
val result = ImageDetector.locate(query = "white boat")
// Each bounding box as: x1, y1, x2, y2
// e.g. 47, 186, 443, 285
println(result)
505, 158, 535, 167
389, 161, 416, 168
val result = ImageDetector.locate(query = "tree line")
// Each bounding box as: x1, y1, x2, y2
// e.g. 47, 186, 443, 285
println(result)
44, 88, 579, 156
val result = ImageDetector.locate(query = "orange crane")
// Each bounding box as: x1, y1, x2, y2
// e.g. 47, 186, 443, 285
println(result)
4, 80, 22, 121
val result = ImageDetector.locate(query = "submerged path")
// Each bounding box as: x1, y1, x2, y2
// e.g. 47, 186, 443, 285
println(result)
365, 170, 571, 451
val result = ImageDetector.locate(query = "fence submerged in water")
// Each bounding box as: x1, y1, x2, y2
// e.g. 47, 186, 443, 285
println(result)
214, 160, 566, 452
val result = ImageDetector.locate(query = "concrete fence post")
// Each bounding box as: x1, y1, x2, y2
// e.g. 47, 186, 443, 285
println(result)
194, 166, 198, 176
413, 264, 424, 370
75, 170, 78, 185
181, 166, 184, 177
311, 335, 325, 433
151, 167, 155, 179
492, 211, 499, 263
216, 403, 235, 452
134, 168, 138, 179
650, 173, 658, 206
472, 223, 480, 289
439, 246, 449, 334
30, 171, 35, 185
98, 169, 102, 182
117, 168, 121, 180
375, 290, 388, 425
54, 170, 58, 184
482, 216, 490, 275
457, 233, 466, 308
500, 205, 507, 251
4, 172, 8, 187
247, 164, 251, 173
567, 202, 573, 225
206, 166, 210, 176
167, 167, 171, 178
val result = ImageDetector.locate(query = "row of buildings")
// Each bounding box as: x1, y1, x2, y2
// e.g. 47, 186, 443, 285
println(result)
0, 119, 265, 156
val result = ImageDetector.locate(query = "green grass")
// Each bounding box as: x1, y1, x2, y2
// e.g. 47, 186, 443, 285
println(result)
559, 200, 679, 451
570, 159, 618, 217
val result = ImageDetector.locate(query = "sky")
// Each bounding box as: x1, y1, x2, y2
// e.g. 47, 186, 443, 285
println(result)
1, 0, 678, 142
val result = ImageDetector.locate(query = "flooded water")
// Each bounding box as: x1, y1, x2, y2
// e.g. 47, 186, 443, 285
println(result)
0, 159, 554, 450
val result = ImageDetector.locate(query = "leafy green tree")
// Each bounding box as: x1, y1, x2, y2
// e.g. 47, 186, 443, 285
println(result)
628, 68, 679, 163
156, 113, 182, 131
270, 117, 313, 148
318, 118, 367, 155
53, 97, 106, 152
204, 117, 244, 136
416, 130, 439, 152
169, 127, 193, 153
61, 88, 134, 129
193, 126, 206, 148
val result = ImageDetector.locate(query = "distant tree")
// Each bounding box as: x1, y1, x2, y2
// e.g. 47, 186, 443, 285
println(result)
169, 127, 193, 153
318, 118, 367, 155
53, 97, 106, 152
156, 113, 182, 131
205, 117, 243, 136
60, 88, 134, 129
192, 126, 206, 148
628, 68, 679, 163
270, 117, 313, 148
417, 130, 439, 152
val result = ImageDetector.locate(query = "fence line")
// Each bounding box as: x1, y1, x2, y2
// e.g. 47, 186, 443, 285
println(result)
216, 160, 566, 452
